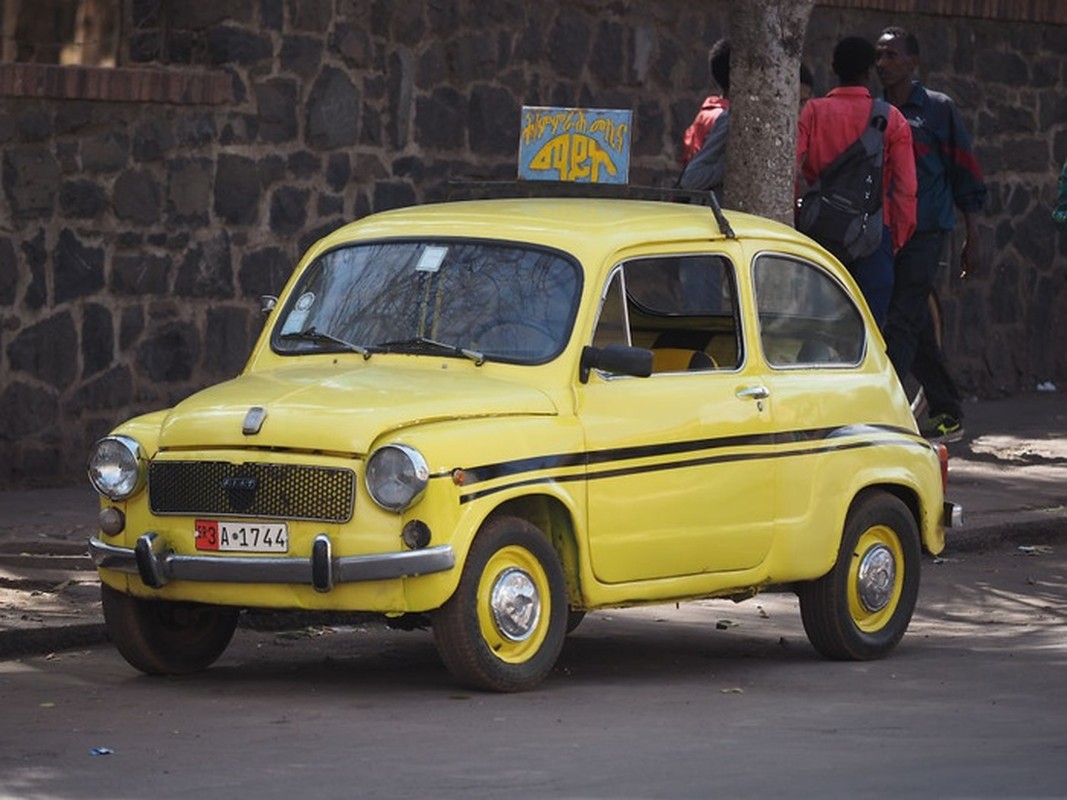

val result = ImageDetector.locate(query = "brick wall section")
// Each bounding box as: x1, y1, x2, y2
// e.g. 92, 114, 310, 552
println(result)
0, 63, 234, 104
1, 1, 1065, 486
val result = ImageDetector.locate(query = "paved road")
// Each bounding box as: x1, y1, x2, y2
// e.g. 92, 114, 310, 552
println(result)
2, 542, 1064, 799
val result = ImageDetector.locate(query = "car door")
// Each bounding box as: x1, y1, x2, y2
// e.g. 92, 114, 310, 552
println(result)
578, 250, 777, 585
750, 250, 875, 547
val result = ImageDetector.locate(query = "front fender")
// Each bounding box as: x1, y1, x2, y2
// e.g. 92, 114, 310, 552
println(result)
379, 414, 588, 610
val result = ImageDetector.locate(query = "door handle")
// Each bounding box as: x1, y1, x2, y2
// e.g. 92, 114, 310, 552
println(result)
736, 385, 770, 401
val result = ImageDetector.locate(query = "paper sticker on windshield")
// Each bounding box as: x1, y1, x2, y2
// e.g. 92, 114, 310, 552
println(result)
281, 292, 315, 334
416, 246, 448, 273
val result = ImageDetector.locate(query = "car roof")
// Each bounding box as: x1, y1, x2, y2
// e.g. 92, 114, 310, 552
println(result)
312, 198, 806, 260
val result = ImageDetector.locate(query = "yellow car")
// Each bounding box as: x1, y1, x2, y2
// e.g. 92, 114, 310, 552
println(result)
88, 193, 959, 692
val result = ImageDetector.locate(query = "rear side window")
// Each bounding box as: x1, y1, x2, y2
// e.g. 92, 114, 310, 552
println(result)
753, 254, 865, 367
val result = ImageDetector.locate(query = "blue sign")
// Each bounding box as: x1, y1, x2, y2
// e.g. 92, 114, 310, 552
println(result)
518, 106, 632, 184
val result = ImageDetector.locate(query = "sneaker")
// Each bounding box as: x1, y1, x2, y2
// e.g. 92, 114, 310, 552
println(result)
921, 413, 963, 442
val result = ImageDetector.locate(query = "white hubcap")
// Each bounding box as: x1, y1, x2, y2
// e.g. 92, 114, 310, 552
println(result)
490, 568, 541, 641
857, 544, 896, 612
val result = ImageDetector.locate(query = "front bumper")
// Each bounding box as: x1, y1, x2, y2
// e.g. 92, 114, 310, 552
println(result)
89, 532, 455, 593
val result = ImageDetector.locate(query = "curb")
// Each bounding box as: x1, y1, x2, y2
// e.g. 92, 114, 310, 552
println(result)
942, 516, 1064, 554
0, 623, 108, 660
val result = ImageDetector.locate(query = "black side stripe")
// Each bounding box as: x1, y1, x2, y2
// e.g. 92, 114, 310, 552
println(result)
457, 423, 915, 484
457, 432, 927, 504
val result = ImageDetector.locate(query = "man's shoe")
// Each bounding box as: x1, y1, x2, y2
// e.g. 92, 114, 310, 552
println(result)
921, 413, 963, 442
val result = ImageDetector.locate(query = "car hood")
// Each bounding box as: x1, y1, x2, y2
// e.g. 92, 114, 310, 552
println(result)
157, 363, 558, 455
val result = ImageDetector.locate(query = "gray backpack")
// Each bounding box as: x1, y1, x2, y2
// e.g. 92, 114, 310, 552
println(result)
796, 99, 889, 264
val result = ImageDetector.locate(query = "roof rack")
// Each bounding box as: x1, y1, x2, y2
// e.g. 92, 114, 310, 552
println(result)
446, 181, 736, 239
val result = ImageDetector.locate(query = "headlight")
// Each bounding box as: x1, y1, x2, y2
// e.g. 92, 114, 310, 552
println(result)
365, 444, 429, 512
87, 435, 146, 501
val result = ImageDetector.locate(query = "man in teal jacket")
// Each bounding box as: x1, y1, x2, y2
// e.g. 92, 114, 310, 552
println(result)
877, 26, 987, 441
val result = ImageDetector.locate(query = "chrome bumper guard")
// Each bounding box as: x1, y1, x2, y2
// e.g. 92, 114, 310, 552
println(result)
89, 533, 455, 593
944, 501, 963, 529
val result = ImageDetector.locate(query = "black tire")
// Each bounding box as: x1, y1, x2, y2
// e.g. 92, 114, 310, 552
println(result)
565, 608, 587, 635
432, 516, 567, 692
798, 491, 921, 660
101, 584, 239, 675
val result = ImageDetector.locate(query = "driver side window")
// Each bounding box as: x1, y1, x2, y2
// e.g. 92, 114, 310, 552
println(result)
590, 254, 741, 372
591, 271, 629, 350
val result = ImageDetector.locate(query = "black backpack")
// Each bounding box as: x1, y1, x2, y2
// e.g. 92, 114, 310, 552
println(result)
796, 99, 889, 264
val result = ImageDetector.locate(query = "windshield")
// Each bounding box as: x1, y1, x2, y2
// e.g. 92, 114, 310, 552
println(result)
272, 239, 582, 364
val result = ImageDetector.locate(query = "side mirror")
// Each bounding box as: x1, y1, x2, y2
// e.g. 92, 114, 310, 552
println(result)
260, 295, 278, 316
579, 344, 653, 384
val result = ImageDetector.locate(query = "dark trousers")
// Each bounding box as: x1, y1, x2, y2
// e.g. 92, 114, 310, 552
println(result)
847, 226, 894, 327
884, 230, 963, 419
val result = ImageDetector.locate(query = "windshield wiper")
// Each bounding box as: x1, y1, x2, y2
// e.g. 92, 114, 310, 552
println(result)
374, 336, 485, 365
280, 327, 371, 357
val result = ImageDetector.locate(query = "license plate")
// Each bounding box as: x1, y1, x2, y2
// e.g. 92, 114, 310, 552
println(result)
195, 520, 289, 553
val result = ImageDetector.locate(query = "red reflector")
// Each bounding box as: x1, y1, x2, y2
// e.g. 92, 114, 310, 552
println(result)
937, 443, 949, 493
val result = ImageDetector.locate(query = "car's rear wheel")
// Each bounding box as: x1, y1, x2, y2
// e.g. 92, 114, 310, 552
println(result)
798, 491, 920, 660
432, 516, 567, 692
101, 583, 239, 675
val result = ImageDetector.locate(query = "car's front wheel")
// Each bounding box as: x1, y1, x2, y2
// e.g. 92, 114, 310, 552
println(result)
432, 516, 567, 692
101, 584, 239, 675
565, 608, 587, 634
798, 491, 921, 660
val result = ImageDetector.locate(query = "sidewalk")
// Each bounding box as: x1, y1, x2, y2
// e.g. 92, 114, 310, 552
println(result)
2, 391, 1065, 659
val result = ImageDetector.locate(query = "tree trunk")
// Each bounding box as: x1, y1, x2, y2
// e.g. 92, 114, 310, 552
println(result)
724, 0, 814, 225
2, 0, 20, 62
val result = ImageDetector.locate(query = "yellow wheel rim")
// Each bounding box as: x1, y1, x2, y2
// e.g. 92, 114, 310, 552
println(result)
476, 545, 551, 664
847, 525, 905, 633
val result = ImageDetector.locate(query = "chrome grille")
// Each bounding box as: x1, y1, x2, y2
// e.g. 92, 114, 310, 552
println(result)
148, 461, 355, 522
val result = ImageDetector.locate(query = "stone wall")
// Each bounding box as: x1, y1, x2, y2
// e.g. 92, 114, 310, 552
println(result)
1, 1, 1065, 486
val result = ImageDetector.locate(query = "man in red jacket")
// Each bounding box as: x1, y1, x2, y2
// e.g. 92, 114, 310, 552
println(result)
796, 36, 916, 326
680, 38, 731, 168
